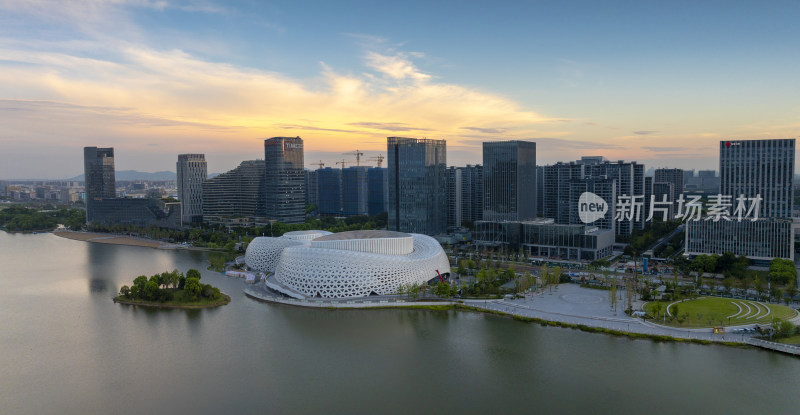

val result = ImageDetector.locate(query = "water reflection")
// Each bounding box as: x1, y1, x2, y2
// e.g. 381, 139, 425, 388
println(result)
87, 242, 114, 294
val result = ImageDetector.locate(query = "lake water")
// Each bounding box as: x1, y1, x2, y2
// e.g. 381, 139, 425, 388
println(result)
1, 232, 798, 414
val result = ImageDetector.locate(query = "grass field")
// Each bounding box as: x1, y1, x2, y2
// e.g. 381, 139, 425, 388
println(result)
644, 297, 798, 328
776, 335, 800, 345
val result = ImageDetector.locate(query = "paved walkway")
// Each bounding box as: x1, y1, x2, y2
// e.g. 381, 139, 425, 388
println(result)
243, 281, 800, 352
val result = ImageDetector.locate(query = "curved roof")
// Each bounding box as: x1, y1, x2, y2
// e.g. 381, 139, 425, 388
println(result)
313, 230, 410, 241
284, 230, 328, 236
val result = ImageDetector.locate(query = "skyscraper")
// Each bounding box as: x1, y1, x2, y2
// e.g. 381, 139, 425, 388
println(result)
685, 139, 796, 262
461, 164, 483, 224
317, 167, 342, 215
543, 161, 584, 225
482, 140, 537, 221
654, 168, 683, 215
387, 137, 447, 235
176, 154, 207, 224
543, 157, 643, 236
447, 166, 463, 230
719, 139, 795, 218
83, 147, 115, 223
264, 137, 306, 224
305, 169, 319, 207
342, 166, 369, 216
83, 147, 115, 200
367, 167, 387, 216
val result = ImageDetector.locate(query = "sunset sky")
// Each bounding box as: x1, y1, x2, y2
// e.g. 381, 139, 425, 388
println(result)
1, 0, 798, 178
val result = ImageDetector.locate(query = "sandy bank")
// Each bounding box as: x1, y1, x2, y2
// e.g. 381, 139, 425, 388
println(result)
54, 230, 168, 248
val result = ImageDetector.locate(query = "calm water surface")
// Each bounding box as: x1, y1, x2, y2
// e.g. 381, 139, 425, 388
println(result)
1, 232, 798, 415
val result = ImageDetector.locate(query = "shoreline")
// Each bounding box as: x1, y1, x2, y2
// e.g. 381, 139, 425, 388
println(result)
53, 230, 212, 251
244, 287, 800, 356
113, 293, 231, 309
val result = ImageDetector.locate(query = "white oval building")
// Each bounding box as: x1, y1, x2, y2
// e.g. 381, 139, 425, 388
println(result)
245, 230, 450, 299
244, 230, 333, 273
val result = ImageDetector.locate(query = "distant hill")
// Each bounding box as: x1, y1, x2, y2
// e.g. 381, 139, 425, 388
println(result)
68, 170, 177, 181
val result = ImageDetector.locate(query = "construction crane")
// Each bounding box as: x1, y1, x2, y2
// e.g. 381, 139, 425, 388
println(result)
310, 160, 325, 169
367, 155, 385, 168
335, 159, 351, 168
342, 150, 364, 166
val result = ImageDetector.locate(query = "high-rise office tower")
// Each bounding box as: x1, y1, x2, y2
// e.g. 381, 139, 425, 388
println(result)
305, 169, 319, 207
543, 158, 644, 236
264, 137, 306, 224
536, 165, 544, 216
317, 167, 342, 215
585, 160, 645, 235
654, 168, 683, 215
342, 166, 369, 216
176, 154, 207, 224
568, 176, 616, 231
387, 137, 447, 235
651, 181, 674, 220
461, 164, 483, 224
367, 167, 387, 216
83, 147, 116, 223
83, 147, 115, 200
447, 167, 463, 230
644, 176, 653, 222
482, 140, 537, 221
720, 139, 795, 218
686, 139, 796, 262
543, 161, 585, 225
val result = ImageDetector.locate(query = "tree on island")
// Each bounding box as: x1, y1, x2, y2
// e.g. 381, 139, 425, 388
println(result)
117, 268, 225, 306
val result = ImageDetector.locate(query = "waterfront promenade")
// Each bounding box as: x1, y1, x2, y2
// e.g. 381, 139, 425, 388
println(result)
245, 282, 800, 354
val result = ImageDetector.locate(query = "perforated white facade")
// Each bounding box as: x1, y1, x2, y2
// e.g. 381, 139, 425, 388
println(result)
245, 230, 333, 272
282, 230, 332, 241
246, 230, 450, 299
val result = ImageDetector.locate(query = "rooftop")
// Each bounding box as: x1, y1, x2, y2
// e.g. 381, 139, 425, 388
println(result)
313, 230, 411, 241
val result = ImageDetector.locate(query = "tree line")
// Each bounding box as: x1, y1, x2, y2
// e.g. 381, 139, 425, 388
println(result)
0, 206, 85, 231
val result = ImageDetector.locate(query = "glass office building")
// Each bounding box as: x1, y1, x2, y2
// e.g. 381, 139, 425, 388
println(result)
686, 219, 794, 262
473, 219, 614, 261
482, 140, 537, 221
176, 154, 207, 223
265, 137, 306, 224
342, 166, 369, 216
367, 167, 387, 216
720, 139, 794, 219
83, 147, 116, 223
387, 137, 447, 235
317, 167, 342, 215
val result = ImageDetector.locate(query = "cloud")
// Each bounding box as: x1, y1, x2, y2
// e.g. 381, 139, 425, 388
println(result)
458, 137, 622, 150
275, 124, 358, 133
641, 146, 684, 152
364, 51, 431, 81
633, 130, 658, 135
461, 126, 508, 134
0, 1, 559, 176
349, 122, 430, 132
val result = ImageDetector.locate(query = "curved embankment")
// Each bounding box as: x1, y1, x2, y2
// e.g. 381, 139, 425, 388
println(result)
243, 289, 745, 347
114, 294, 231, 309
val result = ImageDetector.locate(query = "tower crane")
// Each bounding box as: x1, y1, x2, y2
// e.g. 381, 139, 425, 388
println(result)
310, 160, 325, 169
367, 155, 385, 168
342, 150, 364, 166
335, 159, 351, 168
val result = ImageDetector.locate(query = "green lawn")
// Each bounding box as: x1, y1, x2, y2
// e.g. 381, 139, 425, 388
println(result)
776, 335, 800, 345
644, 297, 798, 328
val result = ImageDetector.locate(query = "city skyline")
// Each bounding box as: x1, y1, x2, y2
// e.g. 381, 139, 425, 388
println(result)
1, 1, 799, 178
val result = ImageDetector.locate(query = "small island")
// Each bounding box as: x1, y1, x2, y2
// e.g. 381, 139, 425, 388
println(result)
115, 268, 230, 308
